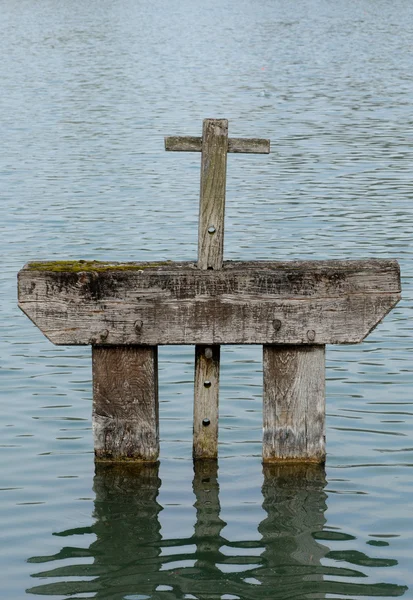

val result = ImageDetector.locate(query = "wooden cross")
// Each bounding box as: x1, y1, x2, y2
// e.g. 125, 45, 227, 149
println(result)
18, 118, 401, 466
165, 119, 270, 459
165, 119, 270, 270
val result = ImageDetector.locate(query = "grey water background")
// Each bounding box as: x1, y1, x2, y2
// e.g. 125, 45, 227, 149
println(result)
1, 0, 413, 597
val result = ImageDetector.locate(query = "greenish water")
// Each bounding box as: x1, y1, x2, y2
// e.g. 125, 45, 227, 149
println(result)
1, 0, 413, 598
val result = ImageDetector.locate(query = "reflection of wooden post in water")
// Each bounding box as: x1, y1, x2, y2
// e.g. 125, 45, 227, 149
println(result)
192, 460, 227, 576
91, 463, 162, 599
258, 464, 328, 596
26, 463, 329, 600
26, 463, 163, 598
26, 462, 408, 599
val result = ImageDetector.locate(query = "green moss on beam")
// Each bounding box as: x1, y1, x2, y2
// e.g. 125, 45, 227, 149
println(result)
26, 260, 173, 273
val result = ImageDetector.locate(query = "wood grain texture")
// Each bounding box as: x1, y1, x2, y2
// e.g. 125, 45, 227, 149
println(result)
18, 259, 401, 346
165, 136, 270, 154
262, 345, 326, 463
193, 345, 220, 459
92, 345, 159, 462
198, 119, 228, 270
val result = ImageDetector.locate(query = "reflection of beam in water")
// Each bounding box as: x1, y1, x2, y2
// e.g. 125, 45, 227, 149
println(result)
26, 461, 408, 599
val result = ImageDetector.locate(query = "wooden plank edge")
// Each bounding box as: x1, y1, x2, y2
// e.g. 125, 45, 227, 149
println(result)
17, 258, 401, 279
360, 293, 402, 339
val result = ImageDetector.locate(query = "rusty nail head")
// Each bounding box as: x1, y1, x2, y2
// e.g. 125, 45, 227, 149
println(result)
273, 319, 282, 331
307, 329, 316, 341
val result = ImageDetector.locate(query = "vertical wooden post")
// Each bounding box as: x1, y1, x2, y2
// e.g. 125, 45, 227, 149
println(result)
92, 345, 159, 463
193, 345, 221, 459
193, 119, 228, 459
197, 119, 228, 270
262, 345, 326, 463
165, 119, 270, 460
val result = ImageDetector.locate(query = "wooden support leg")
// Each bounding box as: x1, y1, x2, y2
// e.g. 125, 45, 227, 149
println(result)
262, 345, 326, 464
193, 344, 220, 460
92, 345, 159, 463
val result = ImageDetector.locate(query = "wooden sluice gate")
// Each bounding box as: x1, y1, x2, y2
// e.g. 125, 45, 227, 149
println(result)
18, 119, 401, 464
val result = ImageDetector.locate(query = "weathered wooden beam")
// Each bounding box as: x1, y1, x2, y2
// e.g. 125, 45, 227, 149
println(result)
263, 345, 325, 463
165, 136, 270, 154
18, 259, 401, 346
92, 345, 159, 463
193, 345, 220, 459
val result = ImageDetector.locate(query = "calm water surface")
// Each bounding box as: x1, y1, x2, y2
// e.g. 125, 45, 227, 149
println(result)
1, 0, 413, 598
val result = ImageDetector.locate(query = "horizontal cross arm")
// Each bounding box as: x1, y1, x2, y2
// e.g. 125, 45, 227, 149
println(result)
165, 136, 270, 154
